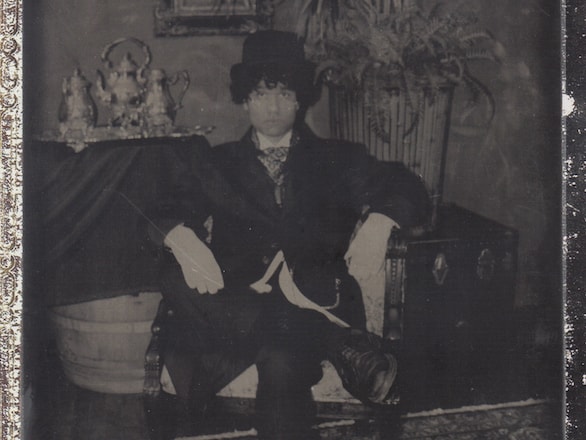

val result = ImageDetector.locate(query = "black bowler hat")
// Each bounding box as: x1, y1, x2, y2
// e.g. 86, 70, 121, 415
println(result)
230, 30, 315, 76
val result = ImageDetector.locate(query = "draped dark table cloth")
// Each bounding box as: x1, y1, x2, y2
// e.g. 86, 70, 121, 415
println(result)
27, 135, 211, 306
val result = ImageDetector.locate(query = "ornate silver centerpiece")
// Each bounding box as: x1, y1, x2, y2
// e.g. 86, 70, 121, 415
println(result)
95, 37, 152, 129
58, 68, 97, 139
56, 37, 208, 149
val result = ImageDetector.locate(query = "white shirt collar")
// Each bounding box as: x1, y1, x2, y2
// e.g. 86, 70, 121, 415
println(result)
256, 130, 293, 151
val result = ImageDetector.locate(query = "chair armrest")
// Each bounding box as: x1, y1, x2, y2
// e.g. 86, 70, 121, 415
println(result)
144, 299, 172, 396
385, 229, 408, 304
383, 229, 408, 342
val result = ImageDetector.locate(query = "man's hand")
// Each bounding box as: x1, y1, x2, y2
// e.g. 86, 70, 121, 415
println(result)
164, 224, 224, 294
345, 213, 399, 282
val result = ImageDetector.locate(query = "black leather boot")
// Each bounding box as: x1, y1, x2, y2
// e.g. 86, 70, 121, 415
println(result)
330, 329, 398, 404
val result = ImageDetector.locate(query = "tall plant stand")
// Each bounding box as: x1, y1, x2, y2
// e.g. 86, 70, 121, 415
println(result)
329, 84, 455, 227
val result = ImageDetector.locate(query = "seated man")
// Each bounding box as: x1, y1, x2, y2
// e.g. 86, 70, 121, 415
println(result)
148, 30, 431, 440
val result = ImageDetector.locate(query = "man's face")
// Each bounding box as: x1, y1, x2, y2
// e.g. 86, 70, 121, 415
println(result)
244, 81, 299, 144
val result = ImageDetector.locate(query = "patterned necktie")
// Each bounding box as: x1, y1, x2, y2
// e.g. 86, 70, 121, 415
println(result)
258, 146, 289, 185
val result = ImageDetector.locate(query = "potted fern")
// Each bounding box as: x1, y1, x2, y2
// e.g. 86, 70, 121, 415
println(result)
296, 0, 500, 213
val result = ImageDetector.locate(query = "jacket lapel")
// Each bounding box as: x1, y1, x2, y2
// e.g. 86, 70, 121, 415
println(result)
281, 127, 321, 217
219, 126, 321, 223
229, 132, 284, 220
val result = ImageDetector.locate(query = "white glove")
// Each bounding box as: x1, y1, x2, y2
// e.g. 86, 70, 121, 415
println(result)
345, 213, 399, 282
164, 224, 224, 294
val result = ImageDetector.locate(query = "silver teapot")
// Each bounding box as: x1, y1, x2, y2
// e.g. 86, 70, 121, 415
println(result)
96, 37, 151, 127
58, 68, 97, 138
143, 68, 190, 135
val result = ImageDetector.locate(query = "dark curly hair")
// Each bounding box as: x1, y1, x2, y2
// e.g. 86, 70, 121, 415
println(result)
229, 62, 321, 109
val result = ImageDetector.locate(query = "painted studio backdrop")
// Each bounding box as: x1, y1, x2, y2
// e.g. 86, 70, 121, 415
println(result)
26, 0, 560, 307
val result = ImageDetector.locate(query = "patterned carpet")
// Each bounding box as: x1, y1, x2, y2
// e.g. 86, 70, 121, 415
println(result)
397, 399, 561, 439
177, 399, 562, 439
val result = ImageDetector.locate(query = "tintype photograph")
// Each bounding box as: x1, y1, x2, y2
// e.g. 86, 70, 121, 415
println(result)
20, 1, 565, 439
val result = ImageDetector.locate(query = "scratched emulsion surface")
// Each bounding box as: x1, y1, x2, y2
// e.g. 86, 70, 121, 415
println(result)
564, 0, 586, 437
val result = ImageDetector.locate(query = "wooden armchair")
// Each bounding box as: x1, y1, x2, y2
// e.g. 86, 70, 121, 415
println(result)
143, 231, 408, 440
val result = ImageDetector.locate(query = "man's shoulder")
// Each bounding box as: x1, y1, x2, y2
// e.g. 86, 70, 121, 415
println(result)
210, 139, 249, 160
298, 127, 366, 154
305, 134, 414, 174
307, 136, 370, 161
212, 140, 241, 151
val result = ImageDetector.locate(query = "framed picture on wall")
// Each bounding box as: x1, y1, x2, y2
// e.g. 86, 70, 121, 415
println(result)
154, 0, 274, 36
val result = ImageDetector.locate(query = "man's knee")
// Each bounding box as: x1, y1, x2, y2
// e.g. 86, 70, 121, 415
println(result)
256, 347, 323, 390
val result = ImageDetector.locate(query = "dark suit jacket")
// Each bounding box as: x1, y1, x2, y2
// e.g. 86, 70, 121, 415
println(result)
147, 124, 431, 398
149, 123, 431, 326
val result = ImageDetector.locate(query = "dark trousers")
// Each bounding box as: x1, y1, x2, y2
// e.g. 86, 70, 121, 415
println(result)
160, 260, 348, 440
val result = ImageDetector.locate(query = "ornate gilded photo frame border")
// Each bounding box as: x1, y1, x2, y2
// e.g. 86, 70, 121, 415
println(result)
154, 0, 274, 36
0, 1, 22, 439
